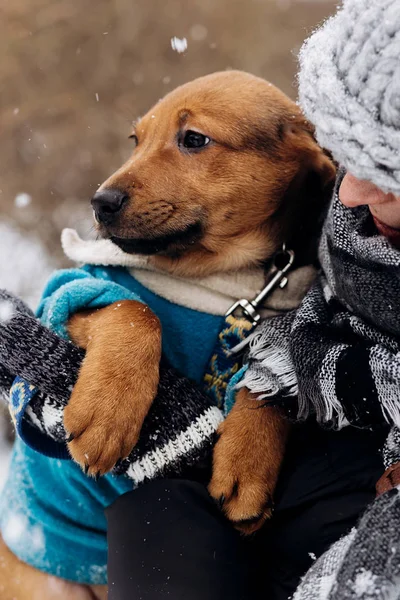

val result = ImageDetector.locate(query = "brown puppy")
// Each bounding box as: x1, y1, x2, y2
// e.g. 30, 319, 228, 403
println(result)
1, 71, 334, 600
90, 72, 333, 278
65, 71, 334, 519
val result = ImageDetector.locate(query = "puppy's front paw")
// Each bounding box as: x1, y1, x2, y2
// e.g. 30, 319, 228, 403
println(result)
64, 300, 161, 477
64, 380, 152, 477
208, 421, 274, 535
208, 389, 289, 535
64, 357, 159, 477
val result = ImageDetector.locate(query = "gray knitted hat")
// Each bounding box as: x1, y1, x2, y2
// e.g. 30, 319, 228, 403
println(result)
298, 0, 400, 195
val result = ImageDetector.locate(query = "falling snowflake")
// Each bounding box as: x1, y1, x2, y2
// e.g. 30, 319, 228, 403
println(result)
190, 25, 208, 41
2, 513, 29, 546
133, 72, 144, 85
353, 569, 378, 597
0, 301, 14, 324
14, 192, 32, 208
171, 37, 187, 53
308, 552, 317, 560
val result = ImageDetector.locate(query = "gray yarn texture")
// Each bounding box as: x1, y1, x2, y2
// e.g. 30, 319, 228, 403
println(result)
298, 0, 400, 195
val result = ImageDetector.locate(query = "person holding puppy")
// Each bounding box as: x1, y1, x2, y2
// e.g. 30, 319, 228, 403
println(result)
106, 0, 400, 598
238, 1, 400, 597
1, 1, 399, 599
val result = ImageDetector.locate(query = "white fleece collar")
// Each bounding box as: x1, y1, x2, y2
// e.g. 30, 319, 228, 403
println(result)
62, 229, 150, 269
61, 228, 316, 317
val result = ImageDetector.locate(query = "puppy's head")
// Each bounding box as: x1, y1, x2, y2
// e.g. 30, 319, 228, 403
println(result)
92, 71, 335, 276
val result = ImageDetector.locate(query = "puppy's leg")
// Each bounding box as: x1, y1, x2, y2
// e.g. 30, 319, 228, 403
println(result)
91, 585, 108, 600
0, 536, 106, 599
64, 299, 161, 475
208, 388, 289, 535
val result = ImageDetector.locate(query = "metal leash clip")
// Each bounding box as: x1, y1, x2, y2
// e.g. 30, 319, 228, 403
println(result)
225, 246, 295, 327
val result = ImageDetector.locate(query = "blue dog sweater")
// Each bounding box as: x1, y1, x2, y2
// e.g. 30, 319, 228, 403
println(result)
0, 264, 225, 584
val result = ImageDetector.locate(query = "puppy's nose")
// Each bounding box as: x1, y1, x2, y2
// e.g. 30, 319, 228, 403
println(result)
91, 188, 128, 224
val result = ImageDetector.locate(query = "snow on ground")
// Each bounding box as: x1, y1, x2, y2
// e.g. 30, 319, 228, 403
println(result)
0, 220, 55, 491
0, 220, 55, 308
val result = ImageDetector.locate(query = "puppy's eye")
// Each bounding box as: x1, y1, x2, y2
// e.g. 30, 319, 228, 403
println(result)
182, 130, 210, 150
129, 134, 138, 147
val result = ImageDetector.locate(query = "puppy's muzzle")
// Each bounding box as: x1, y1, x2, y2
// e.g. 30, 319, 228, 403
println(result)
91, 188, 128, 225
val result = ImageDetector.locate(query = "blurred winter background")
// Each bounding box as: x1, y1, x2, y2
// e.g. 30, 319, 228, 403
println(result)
0, 0, 337, 488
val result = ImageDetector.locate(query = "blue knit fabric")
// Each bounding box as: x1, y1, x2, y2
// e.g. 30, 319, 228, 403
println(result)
0, 437, 131, 585
224, 365, 248, 416
0, 264, 224, 584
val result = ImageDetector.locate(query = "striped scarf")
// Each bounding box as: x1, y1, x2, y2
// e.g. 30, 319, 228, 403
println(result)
241, 172, 400, 431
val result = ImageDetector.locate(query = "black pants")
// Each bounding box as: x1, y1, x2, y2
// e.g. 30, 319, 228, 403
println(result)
106, 422, 388, 600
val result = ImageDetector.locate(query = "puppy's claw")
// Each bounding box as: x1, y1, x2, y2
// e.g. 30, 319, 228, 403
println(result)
66, 433, 75, 443
84, 464, 89, 475
233, 505, 274, 536
219, 495, 226, 509
94, 471, 101, 482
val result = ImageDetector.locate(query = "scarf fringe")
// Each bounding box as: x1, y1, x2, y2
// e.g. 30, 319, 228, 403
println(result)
238, 327, 298, 399
304, 346, 349, 429
297, 396, 349, 429
381, 397, 400, 431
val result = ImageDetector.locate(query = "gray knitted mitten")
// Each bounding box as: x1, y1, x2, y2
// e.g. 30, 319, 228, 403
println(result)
0, 289, 223, 484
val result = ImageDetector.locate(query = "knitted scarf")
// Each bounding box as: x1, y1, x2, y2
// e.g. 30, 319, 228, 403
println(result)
241, 172, 400, 431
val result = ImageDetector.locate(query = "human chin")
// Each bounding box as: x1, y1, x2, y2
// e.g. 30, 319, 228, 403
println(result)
369, 199, 400, 229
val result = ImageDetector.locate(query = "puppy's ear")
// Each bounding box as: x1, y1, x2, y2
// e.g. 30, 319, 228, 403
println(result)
277, 118, 336, 266
285, 117, 335, 185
